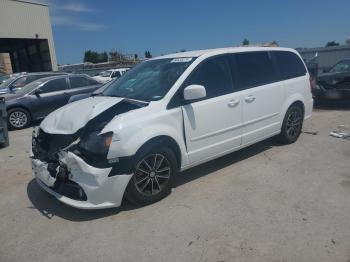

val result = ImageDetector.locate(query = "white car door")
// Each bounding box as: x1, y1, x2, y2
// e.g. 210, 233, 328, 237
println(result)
181, 55, 243, 164
230, 51, 284, 146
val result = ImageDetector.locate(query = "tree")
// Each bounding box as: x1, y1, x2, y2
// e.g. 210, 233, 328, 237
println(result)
242, 39, 250, 46
109, 49, 124, 62
99, 51, 108, 63
180, 49, 186, 52
134, 53, 138, 60
145, 51, 152, 58
83, 50, 108, 63
270, 41, 279, 47
325, 41, 340, 47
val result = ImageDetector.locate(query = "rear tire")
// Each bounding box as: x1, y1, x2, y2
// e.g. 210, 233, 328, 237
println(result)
7, 108, 31, 130
125, 147, 178, 206
278, 104, 304, 144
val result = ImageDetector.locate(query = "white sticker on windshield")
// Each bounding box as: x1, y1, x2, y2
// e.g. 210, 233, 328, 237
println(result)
170, 58, 193, 63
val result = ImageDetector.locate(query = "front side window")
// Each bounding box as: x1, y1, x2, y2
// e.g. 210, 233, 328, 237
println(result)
329, 60, 350, 73
184, 55, 234, 99
41, 78, 68, 93
103, 58, 195, 102
273, 51, 307, 79
232, 51, 276, 89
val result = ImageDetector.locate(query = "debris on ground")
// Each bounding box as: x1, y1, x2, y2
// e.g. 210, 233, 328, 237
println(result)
330, 125, 350, 140
303, 130, 318, 135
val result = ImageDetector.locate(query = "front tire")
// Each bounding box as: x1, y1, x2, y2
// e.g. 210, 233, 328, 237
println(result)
278, 104, 304, 144
7, 108, 31, 130
125, 147, 178, 206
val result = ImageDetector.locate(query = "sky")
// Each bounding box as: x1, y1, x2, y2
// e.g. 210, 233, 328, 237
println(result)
35, 0, 350, 65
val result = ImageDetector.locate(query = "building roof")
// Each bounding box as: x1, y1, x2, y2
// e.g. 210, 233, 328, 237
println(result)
297, 45, 350, 53
11, 0, 48, 7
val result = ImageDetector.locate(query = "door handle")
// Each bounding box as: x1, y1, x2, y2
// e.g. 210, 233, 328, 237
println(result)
245, 95, 255, 103
227, 99, 240, 108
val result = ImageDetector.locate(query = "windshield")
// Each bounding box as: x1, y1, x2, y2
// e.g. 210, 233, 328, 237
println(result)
0, 75, 10, 84
100, 71, 112, 77
0, 77, 17, 89
329, 60, 350, 73
102, 58, 195, 101
16, 80, 44, 95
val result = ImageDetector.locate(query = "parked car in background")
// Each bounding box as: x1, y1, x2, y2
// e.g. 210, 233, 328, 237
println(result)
68, 78, 115, 103
312, 58, 350, 100
2, 74, 101, 129
0, 72, 67, 95
31, 47, 313, 209
93, 68, 130, 83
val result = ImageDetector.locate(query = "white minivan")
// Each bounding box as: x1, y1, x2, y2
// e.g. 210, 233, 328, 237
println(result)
31, 47, 313, 209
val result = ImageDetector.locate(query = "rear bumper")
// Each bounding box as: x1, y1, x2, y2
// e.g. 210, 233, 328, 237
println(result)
312, 87, 350, 100
304, 98, 313, 120
31, 151, 133, 210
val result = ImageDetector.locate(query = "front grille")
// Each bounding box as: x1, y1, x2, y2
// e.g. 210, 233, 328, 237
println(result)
53, 180, 87, 201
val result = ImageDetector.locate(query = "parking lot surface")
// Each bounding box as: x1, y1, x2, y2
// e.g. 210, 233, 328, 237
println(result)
0, 107, 349, 262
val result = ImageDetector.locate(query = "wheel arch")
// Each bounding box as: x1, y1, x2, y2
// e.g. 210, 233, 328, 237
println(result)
134, 135, 182, 170
7, 105, 32, 118
281, 94, 306, 122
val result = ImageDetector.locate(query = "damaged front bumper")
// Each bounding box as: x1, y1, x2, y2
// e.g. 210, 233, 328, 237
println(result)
31, 147, 133, 210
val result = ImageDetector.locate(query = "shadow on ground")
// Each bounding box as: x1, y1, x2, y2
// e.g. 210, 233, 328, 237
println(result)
27, 137, 277, 221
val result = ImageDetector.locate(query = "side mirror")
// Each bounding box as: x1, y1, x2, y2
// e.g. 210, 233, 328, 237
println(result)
34, 89, 42, 96
183, 85, 206, 101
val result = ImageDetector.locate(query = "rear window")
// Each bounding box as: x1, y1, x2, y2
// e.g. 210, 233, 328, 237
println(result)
273, 51, 306, 80
231, 51, 277, 89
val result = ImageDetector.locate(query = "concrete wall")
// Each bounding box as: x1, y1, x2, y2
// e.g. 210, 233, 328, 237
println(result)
0, 0, 57, 71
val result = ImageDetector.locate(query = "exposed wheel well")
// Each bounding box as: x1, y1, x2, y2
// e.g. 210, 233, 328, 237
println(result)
135, 136, 182, 170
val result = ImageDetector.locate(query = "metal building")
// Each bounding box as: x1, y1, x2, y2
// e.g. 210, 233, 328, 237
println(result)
0, 0, 57, 73
297, 45, 350, 71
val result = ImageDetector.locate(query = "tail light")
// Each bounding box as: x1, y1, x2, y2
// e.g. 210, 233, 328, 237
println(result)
309, 76, 316, 91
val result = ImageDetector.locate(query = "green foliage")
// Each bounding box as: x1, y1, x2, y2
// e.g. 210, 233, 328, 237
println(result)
242, 39, 250, 46
109, 49, 125, 62
83, 50, 108, 63
145, 51, 152, 58
325, 41, 340, 47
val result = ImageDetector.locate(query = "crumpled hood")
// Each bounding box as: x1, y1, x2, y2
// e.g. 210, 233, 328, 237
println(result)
40, 96, 124, 134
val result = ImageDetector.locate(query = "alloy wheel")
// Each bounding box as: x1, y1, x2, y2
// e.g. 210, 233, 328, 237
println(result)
9, 111, 28, 128
286, 110, 302, 139
133, 153, 171, 196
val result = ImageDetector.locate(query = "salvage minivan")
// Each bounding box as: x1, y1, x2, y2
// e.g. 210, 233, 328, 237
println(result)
31, 47, 313, 209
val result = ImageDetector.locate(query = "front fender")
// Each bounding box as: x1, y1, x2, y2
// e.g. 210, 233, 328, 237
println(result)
106, 109, 189, 168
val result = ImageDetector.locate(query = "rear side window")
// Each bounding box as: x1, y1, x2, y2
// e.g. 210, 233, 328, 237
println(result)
184, 55, 234, 99
69, 76, 96, 88
231, 51, 276, 90
41, 78, 68, 93
273, 51, 306, 80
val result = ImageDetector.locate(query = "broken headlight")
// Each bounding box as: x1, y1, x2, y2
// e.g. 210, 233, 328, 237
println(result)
79, 131, 113, 155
